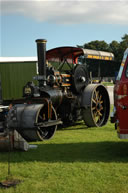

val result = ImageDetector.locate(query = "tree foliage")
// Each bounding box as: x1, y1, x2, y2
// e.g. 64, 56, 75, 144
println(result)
84, 40, 109, 52
109, 40, 120, 61
118, 34, 128, 62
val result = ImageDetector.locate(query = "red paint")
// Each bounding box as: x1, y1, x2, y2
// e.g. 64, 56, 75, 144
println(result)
114, 49, 128, 135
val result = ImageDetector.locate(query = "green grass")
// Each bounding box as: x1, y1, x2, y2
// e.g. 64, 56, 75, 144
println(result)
0, 120, 128, 193
102, 82, 114, 86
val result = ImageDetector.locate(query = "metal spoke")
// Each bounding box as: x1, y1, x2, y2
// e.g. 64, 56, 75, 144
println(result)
99, 106, 103, 112
92, 89, 104, 124
98, 111, 102, 116
39, 115, 43, 120
92, 98, 97, 104
94, 90, 98, 101
92, 106, 96, 111
95, 91, 99, 101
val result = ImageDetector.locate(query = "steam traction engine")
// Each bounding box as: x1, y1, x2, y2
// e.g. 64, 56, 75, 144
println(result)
6, 39, 113, 142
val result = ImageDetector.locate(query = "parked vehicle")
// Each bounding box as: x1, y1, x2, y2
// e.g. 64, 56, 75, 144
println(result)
111, 48, 128, 139
1, 39, 114, 142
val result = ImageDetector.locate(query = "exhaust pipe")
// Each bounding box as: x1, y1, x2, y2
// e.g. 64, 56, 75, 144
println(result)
36, 39, 47, 87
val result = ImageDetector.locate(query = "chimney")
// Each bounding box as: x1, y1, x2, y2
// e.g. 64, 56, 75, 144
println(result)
35, 39, 47, 87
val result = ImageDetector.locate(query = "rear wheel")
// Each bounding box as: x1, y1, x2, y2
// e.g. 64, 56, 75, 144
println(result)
81, 84, 110, 127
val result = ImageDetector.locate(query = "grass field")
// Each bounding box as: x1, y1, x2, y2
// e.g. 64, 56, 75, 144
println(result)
0, 119, 128, 193
102, 82, 114, 86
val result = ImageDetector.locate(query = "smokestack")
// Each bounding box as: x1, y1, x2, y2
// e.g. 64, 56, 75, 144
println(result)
36, 39, 47, 87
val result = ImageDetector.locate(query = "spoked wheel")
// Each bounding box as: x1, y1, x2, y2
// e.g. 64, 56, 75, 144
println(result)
92, 89, 104, 124
81, 84, 110, 127
36, 105, 57, 140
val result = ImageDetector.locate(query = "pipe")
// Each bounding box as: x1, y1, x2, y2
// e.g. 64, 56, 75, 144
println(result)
36, 39, 47, 87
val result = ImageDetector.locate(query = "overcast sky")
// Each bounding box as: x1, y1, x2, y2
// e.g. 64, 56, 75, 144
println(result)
1, 0, 128, 56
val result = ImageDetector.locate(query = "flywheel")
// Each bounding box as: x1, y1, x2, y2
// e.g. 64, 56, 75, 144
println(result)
72, 64, 89, 93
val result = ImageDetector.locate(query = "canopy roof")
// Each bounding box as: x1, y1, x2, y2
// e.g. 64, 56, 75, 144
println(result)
46, 47, 83, 61
46, 46, 114, 61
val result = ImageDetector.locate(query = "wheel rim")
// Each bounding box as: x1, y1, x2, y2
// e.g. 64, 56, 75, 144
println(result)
91, 88, 105, 125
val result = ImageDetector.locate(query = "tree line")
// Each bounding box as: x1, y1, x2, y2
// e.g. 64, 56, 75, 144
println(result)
77, 34, 128, 78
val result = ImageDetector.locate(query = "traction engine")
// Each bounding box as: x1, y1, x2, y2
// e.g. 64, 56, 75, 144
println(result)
4, 39, 113, 142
